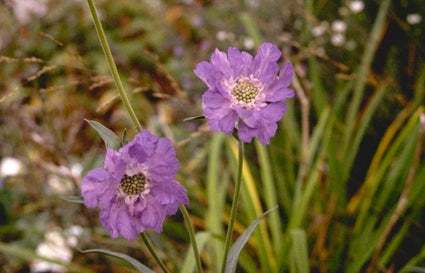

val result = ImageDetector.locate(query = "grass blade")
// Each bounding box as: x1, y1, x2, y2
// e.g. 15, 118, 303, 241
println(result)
289, 229, 310, 273
343, 0, 391, 166
255, 140, 283, 251
225, 206, 278, 273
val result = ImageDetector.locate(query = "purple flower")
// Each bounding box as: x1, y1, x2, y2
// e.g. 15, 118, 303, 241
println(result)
194, 43, 294, 145
81, 130, 189, 241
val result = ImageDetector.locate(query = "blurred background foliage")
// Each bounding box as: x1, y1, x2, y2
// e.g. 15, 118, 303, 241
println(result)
0, 0, 425, 272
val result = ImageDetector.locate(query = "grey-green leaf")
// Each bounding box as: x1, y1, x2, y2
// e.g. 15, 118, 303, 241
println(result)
85, 119, 122, 150
406, 266, 425, 273
60, 195, 84, 204
82, 248, 156, 273
225, 206, 278, 273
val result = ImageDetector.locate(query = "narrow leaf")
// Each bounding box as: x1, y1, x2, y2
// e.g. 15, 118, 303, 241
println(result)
181, 232, 210, 273
60, 195, 84, 204
225, 206, 278, 273
85, 119, 122, 150
183, 115, 205, 122
290, 229, 310, 273
122, 128, 128, 146
82, 248, 155, 273
406, 267, 425, 273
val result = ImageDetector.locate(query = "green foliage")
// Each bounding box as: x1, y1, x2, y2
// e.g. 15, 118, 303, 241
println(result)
85, 119, 122, 150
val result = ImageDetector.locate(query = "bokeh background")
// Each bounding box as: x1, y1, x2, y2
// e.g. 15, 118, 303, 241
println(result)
1, 0, 425, 272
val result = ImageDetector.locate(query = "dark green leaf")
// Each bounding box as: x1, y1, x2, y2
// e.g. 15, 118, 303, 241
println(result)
85, 119, 122, 150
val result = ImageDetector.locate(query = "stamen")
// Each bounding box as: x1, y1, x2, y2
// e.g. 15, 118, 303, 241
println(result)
119, 173, 146, 196
232, 80, 259, 104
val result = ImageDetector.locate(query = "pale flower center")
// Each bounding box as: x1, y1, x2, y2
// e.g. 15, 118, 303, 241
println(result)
232, 80, 259, 104
119, 173, 146, 196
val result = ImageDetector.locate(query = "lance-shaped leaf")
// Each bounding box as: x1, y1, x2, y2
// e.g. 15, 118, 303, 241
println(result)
82, 249, 156, 273
225, 206, 278, 273
405, 266, 425, 273
85, 119, 122, 150
181, 232, 210, 273
183, 115, 205, 122
60, 195, 84, 204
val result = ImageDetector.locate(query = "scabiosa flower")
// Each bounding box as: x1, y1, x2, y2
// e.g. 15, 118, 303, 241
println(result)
194, 42, 294, 145
81, 130, 189, 241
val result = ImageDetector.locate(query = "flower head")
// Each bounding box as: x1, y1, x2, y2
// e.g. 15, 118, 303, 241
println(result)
81, 130, 189, 241
195, 43, 294, 145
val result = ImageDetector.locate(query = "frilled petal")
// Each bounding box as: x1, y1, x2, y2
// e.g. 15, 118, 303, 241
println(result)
237, 122, 259, 143
215, 111, 239, 134
120, 140, 148, 166
210, 49, 233, 77
99, 202, 139, 241
265, 83, 295, 102
131, 130, 159, 158
227, 47, 253, 76
261, 102, 287, 123
147, 138, 179, 183
252, 43, 281, 83
81, 168, 117, 208
194, 61, 221, 90
203, 90, 238, 134
235, 107, 261, 127
205, 110, 239, 134
264, 62, 294, 102
138, 202, 166, 232
238, 120, 278, 146
279, 62, 294, 87
201, 88, 230, 109
151, 180, 189, 214
257, 122, 278, 145
104, 148, 126, 180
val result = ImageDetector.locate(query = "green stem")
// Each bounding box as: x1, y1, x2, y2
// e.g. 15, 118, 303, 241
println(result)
221, 140, 244, 273
180, 205, 202, 273
139, 233, 171, 273
86, 0, 142, 131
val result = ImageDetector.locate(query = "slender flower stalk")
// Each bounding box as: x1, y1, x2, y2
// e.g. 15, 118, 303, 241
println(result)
180, 205, 202, 273
221, 140, 244, 273
86, 0, 142, 131
85, 2, 201, 271
139, 233, 171, 273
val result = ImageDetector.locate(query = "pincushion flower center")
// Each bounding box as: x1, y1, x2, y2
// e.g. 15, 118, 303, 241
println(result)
232, 79, 259, 104
119, 173, 146, 196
